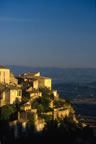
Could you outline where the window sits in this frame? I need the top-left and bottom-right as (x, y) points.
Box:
(18, 90), (22, 96)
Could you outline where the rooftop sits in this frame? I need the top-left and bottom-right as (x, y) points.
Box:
(18, 72), (51, 80)
(24, 72), (39, 75)
(34, 76), (51, 80)
(18, 73), (39, 79)
(0, 65), (9, 69)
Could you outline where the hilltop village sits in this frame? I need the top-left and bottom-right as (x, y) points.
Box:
(0, 65), (77, 137)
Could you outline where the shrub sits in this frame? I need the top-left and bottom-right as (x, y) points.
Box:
(0, 104), (16, 121)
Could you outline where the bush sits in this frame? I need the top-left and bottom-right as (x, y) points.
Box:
(0, 104), (16, 121)
(54, 99), (65, 108)
(39, 88), (53, 99)
(31, 97), (51, 113)
(41, 115), (52, 122)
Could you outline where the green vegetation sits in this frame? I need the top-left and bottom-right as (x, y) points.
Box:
(27, 114), (35, 124)
(41, 115), (53, 122)
(0, 116), (95, 144)
(39, 88), (54, 99)
(54, 99), (65, 108)
(0, 85), (95, 144)
(0, 104), (16, 121)
(20, 81), (31, 104)
(31, 97), (52, 114)
(21, 96), (29, 104)
(21, 81), (30, 90)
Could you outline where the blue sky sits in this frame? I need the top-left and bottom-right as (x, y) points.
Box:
(0, 0), (96, 68)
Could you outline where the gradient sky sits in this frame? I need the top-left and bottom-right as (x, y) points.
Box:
(0, 0), (96, 68)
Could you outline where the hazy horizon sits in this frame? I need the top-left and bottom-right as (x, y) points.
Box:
(6, 64), (96, 69)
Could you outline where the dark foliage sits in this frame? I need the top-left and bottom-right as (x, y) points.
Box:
(0, 117), (96, 144)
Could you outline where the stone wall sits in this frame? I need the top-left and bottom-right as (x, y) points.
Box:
(10, 73), (18, 85)
(0, 69), (10, 84)
(10, 89), (22, 104)
(38, 77), (52, 90)
(53, 109), (70, 119)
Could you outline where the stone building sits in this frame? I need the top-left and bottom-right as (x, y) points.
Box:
(0, 84), (22, 107)
(34, 116), (45, 132)
(17, 72), (52, 90)
(20, 102), (31, 111)
(26, 87), (42, 101)
(36, 76), (52, 90)
(0, 65), (22, 107)
(52, 90), (59, 99)
(0, 65), (10, 84)
(53, 108), (70, 120)
(18, 72), (40, 80)
(9, 112), (28, 138)
(0, 65), (18, 85)
(10, 72), (18, 85)
(25, 78), (39, 89)
(9, 111), (45, 138)
(24, 72), (40, 77)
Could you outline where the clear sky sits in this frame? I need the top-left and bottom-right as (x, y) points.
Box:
(0, 0), (96, 68)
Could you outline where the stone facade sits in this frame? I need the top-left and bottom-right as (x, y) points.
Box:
(10, 73), (18, 85)
(26, 87), (42, 101)
(24, 72), (40, 77)
(20, 102), (31, 111)
(9, 87), (22, 104)
(53, 108), (70, 120)
(0, 66), (10, 84)
(0, 85), (22, 107)
(52, 90), (59, 99)
(34, 117), (45, 132)
(30, 91), (42, 100)
(9, 111), (45, 138)
(32, 80), (38, 89)
(17, 72), (52, 90)
(0, 65), (22, 107)
(37, 76), (52, 90)
(25, 79), (39, 89)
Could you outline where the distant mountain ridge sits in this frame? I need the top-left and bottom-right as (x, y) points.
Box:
(7, 65), (96, 84)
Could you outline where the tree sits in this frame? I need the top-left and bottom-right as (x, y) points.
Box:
(39, 88), (53, 99)
(0, 105), (16, 121)
(54, 99), (65, 108)
(31, 97), (51, 113)
(37, 104), (44, 114)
